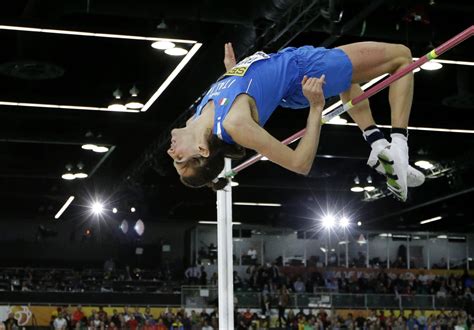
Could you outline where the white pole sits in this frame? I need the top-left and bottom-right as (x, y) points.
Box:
(216, 158), (234, 329)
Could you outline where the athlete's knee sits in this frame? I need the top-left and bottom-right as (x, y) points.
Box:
(394, 44), (412, 66)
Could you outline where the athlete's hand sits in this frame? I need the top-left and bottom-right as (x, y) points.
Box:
(302, 75), (326, 111)
(224, 42), (237, 71)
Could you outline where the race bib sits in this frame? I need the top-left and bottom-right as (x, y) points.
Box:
(224, 51), (270, 77)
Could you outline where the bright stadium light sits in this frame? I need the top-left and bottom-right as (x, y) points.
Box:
(322, 215), (336, 229)
(91, 202), (104, 215)
(339, 217), (350, 228)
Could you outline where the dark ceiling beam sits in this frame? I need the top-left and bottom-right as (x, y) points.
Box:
(320, 0), (389, 47)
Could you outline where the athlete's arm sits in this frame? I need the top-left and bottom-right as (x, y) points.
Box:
(226, 76), (326, 175)
(223, 42), (237, 71)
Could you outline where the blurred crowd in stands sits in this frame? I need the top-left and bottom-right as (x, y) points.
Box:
(2, 305), (473, 330)
(0, 264), (176, 293)
(237, 263), (474, 299)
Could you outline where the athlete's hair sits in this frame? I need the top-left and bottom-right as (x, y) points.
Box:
(180, 134), (245, 191)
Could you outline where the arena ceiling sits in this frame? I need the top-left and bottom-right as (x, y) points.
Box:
(0, 0), (473, 233)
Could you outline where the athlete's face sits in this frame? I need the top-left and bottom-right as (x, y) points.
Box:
(167, 127), (207, 177)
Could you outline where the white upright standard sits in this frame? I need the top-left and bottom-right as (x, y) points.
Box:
(216, 158), (234, 329)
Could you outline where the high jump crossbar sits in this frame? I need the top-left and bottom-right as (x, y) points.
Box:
(225, 25), (474, 178)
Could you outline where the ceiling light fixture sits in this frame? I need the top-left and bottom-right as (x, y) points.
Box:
(329, 119), (474, 134)
(412, 57), (474, 66)
(108, 89), (126, 111)
(74, 162), (88, 179)
(328, 115), (347, 124)
(61, 173), (76, 180)
(364, 186), (375, 192)
(54, 196), (75, 219)
(92, 146), (109, 153)
(420, 62), (443, 71)
(351, 176), (364, 192)
(357, 221), (362, 226)
(233, 202), (281, 207)
(0, 101), (139, 113)
(0, 25), (201, 114)
(415, 160), (434, 169)
(151, 40), (176, 50)
(81, 144), (96, 150)
(131, 207), (136, 213)
(62, 164), (75, 180)
(420, 215), (442, 225)
(141, 42), (202, 112)
(125, 86), (144, 109)
(165, 47), (188, 56)
(198, 221), (242, 225)
(0, 25), (197, 43)
(91, 202), (104, 215)
(112, 208), (118, 214)
(322, 215), (336, 229)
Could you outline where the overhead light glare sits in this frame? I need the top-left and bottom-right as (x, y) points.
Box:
(437, 235), (448, 239)
(322, 215), (335, 229)
(82, 144), (96, 150)
(61, 173), (76, 180)
(415, 160), (434, 169)
(421, 62), (443, 71)
(74, 172), (88, 179)
(364, 186), (375, 192)
(112, 208), (118, 214)
(54, 196), (75, 219)
(126, 101), (144, 109)
(351, 186), (364, 192)
(165, 47), (188, 56)
(92, 146), (109, 153)
(131, 207), (136, 213)
(108, 103), (127, 111)
(91, 202), (104, 215)
(151, 40), (176, 50)
(420, 216), (442, 225)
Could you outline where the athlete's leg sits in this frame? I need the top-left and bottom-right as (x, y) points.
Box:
(337, 42), (415, 201)
(339, 84), (375, 130)
(336, 41), (413, 128)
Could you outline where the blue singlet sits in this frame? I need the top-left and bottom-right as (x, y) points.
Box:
(194, 46), (353, 144)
